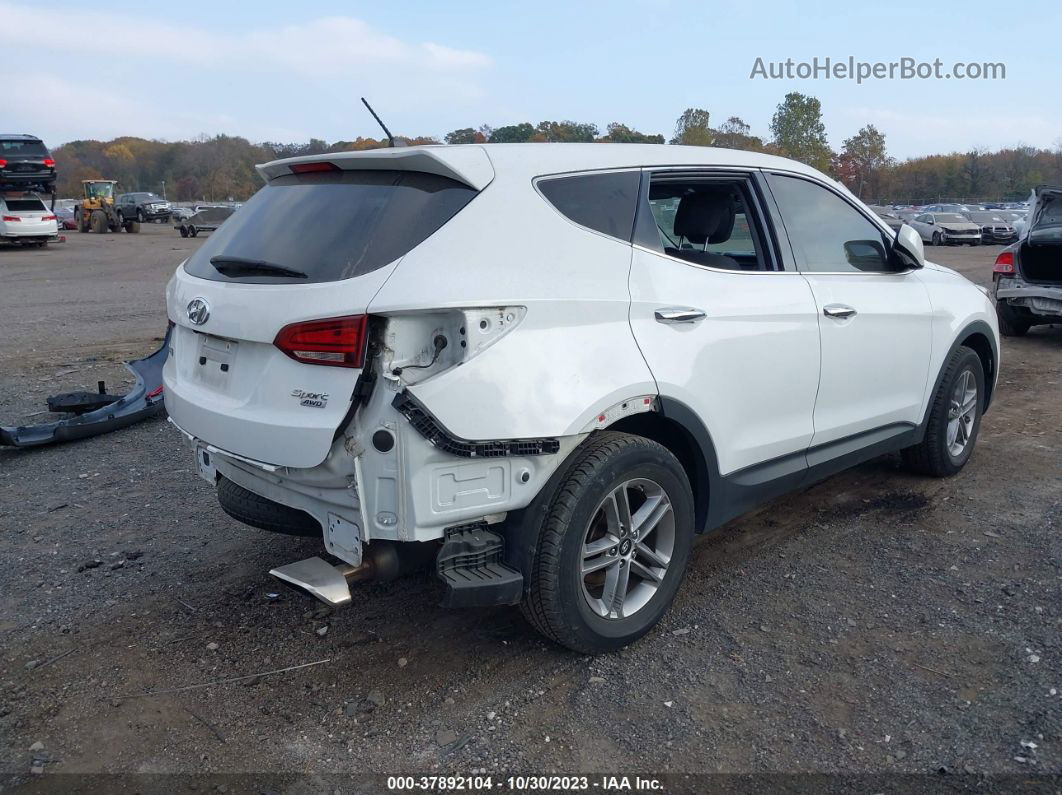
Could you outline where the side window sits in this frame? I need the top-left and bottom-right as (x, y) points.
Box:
(766, 174), (892, 273)
(643, 175), (772, 271)
(538, 171), (640, 241)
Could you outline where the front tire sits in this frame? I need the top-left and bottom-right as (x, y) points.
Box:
(932, 231), (943, 246)
(521, 432), (694, 654)
(902, 346), (985, 477)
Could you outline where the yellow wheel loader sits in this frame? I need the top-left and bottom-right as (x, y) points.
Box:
(74, 180), (139, 234)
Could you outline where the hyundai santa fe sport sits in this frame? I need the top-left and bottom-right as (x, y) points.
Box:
(165, 144), (999, 654)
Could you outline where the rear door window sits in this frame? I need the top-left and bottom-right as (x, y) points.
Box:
(183, 169), (477, 284)
(538, 171), (640, 241)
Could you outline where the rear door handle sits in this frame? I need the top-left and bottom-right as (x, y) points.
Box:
(823, 304), (857, 319)
(654, 307), (706, 324)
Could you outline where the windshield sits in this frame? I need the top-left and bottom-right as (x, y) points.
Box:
(86, 183), (114, 199)
(968, 213), (1005, 222)
(936, 214), (968, 223)
(183, 169), (477, 284)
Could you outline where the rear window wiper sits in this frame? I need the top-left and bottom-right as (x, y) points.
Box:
(209, 255), (308, 279)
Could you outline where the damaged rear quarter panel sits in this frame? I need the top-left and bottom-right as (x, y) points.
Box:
(366, 169), (657, 441)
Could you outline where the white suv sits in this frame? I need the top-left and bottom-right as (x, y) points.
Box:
(164, 144), (999, 653)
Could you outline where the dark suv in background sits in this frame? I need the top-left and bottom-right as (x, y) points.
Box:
(116, 192), (171, 223)
(0, 134), (56, 193)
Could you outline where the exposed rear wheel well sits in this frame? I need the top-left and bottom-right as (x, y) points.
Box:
(960, 331), (995, 407)
(608, 412), (709, 531)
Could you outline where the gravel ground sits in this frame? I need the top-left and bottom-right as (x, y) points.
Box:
(1, 227), (1059, 790)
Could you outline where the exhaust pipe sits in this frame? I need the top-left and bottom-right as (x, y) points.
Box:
(269, 542), (432, 607)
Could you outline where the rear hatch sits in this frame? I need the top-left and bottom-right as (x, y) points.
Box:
(0, 138), (53, 180)
(164, 153), (489, 468)
(1, 196), (53, 233)
(1018, 186), (1062, 285)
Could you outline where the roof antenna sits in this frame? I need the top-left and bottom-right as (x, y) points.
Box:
(361, 97), (404, 148)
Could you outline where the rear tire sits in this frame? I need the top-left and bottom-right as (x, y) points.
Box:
(189, 225), (198, 237)
(126, 220), (141, 234)
(521, 432), (694, 654)
(902, 346), (984, 477)
(216, 476), (321, 537)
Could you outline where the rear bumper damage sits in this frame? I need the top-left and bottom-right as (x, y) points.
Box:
(995, 282), (1062, 318)
(0, 327), (169, 448)
(175, 374), (584, 608)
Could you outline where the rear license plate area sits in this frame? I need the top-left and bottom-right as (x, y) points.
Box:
(195, 334), (238, 386)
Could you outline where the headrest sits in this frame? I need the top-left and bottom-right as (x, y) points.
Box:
(673, 190), (737, 245)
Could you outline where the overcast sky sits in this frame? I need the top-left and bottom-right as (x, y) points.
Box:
(5, 0), (1059, 160)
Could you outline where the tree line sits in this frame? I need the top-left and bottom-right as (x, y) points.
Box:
(52, 92), (1062, 204)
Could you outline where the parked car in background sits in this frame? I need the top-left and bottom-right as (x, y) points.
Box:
(964, 211), (1017, 244)
(923, 203), (981, 214)
(170, 206), (194, 221)
(869, 206), (905, 231)
(910, 212), (982, 246)
(992, 185), (1062, 336)
(0, 193), (58, 246)
(54, 205), (77, 230)
(164, 143), (999, 653)
(0, 135), (56, 194)
(176, 205), (234, 237)
(116, 192), (171, 223)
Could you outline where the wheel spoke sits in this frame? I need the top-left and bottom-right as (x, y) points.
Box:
(583, 534), (618, 559)
(630, 558), (664, 584)
(582, 554), (616, 576)
(946, 419), (959, 449)
(635, 540), (670, 569)
(603, 486), (633, 537)
(600, 560), (631, 617)
(631, 494), (672, 540)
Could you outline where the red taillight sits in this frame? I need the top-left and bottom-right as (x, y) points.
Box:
(43, 158), (55, 168)
(289, 161), (339, 174)
(2, 215), (20, 222)
(993, 251), (1015, 274)
(0, 159), (6, 168)
(42, 214), (57, 221)
(273, 315), (368, 368)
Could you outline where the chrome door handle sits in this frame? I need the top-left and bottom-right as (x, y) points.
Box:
(654, 307), (706, 324)
(823, 304), (857, 319)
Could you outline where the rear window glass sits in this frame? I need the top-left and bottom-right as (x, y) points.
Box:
(4, 199), (46, 211)
(538, 171), (640, 241)
(0, 139), (48, 156)
(183, 170), (477, 284)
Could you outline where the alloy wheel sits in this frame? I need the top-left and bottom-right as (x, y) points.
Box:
(580, 478), (675, 620)
(947, 369), (978, 458)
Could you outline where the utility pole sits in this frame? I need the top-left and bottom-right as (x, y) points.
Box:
(161, 180), (167, 200)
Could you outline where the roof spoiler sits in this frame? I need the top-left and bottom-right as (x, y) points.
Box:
(256, 146), (495, 191)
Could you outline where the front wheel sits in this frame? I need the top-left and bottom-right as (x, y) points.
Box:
(521, 432), (694, 654)
(932, 231), (943, 246)
(902, 346), (985, 477)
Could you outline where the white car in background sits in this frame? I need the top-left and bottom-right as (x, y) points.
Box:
(0, 193), (57, 247)
(909, 212), (982, 246)
(164, 144), (1000, 653)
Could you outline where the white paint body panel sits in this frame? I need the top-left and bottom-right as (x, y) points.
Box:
(802, 272), (933, 446)
(629, 250), (821, 475)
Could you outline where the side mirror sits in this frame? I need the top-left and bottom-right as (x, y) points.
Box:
(893, 224), (925, 270)
(844, 239), (889, 271)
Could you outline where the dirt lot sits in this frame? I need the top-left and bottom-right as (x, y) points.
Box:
(1, 227), (1059, 790)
